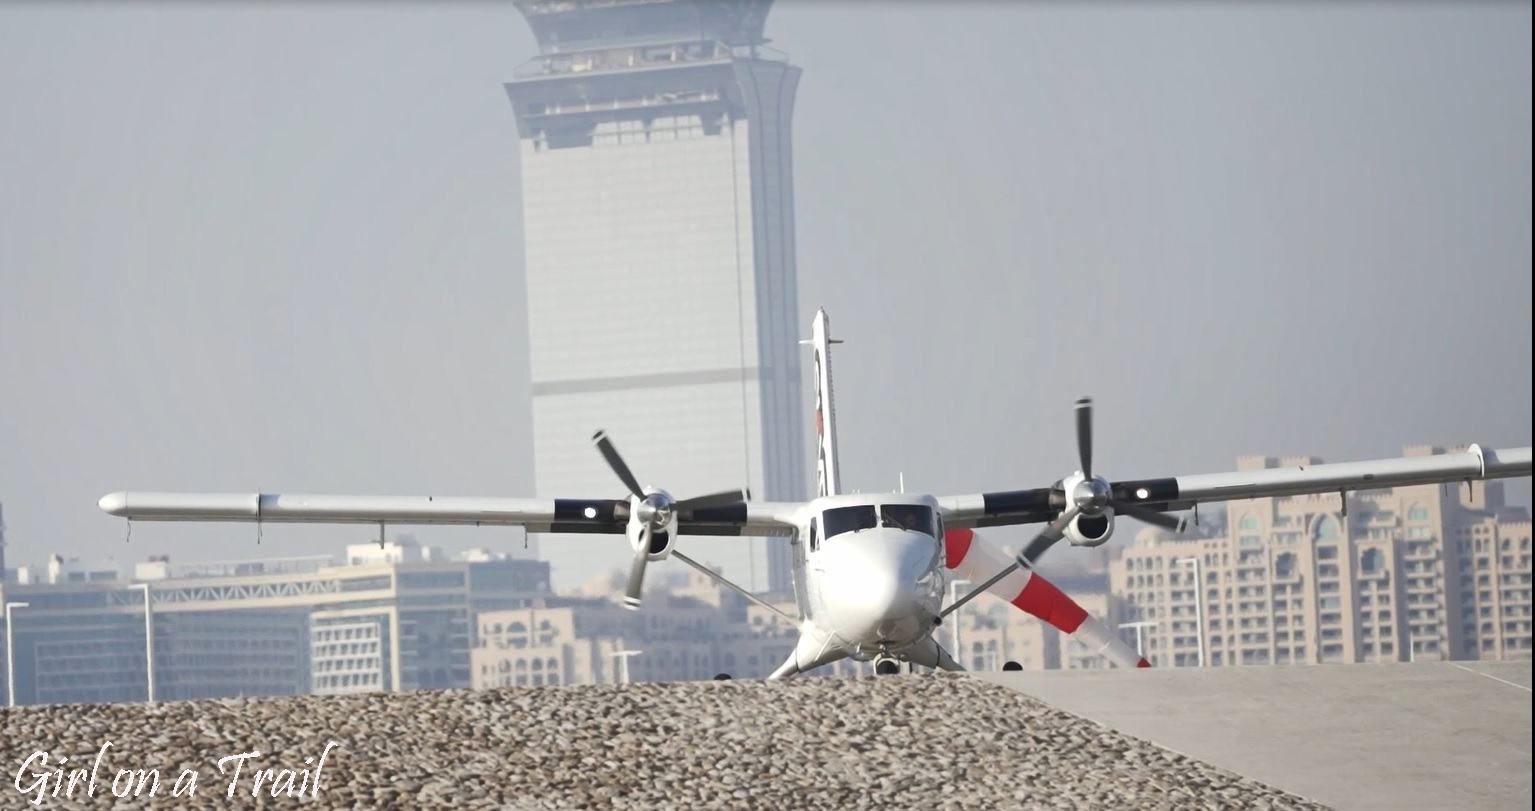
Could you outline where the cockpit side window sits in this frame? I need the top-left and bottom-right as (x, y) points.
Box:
(881, 504), (936, 536)
(808, 516), (820, 551)
(822, 505), (877, 540)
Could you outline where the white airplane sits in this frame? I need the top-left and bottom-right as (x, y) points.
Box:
(98, 309), (1533, 678)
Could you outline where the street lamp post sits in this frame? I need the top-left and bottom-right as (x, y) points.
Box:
(5, 600), (29, 708)
(1174, 557), (1207, 668)
(1117, 620), (1160, 659)
(947, 578), (973, 660)
(609, 649), (642, 685)
(129, 584), (155, 703)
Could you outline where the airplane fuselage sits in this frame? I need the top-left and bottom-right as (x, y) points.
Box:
(793, 493), (948, 660)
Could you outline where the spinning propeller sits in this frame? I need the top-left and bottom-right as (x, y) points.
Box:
(592, 430), (750, 611)
(944, 396), (1188, 620)
(1017, 396), (1189, 567)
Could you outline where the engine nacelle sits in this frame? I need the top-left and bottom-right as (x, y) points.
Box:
(1056, 471), (1116, 547)
(626, 489), (680, 562)
(1065, 509), (1115, 547)
(626, 519), (677, 561)
(641, 527), (678, 562)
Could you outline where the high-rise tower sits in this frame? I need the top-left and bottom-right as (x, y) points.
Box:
(506, 0), (807, 594)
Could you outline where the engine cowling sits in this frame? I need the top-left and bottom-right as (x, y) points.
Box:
(1056, 471), (1116, 547)
(640, 527), (677, 562)
(1065, 509), (1115, 547)
(625, 490), (681, 562)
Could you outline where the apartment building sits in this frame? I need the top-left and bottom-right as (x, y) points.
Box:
(1109, 445), (1533, 667)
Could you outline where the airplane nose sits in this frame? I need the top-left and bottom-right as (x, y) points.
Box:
(843, 567), (909, 622)
(819, 532), (935, 642)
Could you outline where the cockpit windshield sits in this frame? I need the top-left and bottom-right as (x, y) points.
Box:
(821, 504), (937, 541)
(880, 504), (936, 536)
(822, 505), (877, 539)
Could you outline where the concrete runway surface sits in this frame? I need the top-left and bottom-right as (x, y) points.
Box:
(978, 660), (1532, 811)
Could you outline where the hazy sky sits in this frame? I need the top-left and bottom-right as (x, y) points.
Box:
(1, 1), (1530, 593)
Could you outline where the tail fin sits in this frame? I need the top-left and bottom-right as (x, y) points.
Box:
(801, 307), (843, 498)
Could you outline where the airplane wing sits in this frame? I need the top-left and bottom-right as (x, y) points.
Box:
(937, 443), (1533, 530)
(96, 492), (801, 537)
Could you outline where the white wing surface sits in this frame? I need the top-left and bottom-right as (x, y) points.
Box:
(939, 444), (1532, 529)
(98, 492), (800, 537)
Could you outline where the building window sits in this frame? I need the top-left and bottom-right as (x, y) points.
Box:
(1360, 548), (1386, 575)
(1274, 552), (1296, 578)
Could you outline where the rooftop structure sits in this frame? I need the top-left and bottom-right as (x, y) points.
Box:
(513, 0), (775, 53)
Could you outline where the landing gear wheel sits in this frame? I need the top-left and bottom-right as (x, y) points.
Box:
(874, 657), (901, 675)
(712, 673), (732, 680)
(1002, 661), (1023, 671)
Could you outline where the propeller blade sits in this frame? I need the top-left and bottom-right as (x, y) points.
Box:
(941, 505), (1084, 620)
(1018, 533), (1063, 569)
(592, 430), (646, 500)
(1074, 396), (1093, 479)
(1110, 499), (1188, 533)
(622, 523), (651, 611)
(676, 489), (750, 512)
(1016, 504), (1083, 569)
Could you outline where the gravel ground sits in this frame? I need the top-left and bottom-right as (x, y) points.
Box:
(3, 673), (1331, 810)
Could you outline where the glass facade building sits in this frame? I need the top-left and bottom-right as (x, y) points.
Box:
(506, 1), (808, 593)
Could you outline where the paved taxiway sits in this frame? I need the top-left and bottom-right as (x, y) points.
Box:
(978, 660), (1532, 811)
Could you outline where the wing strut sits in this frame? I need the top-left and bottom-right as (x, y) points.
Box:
(671, 551), (798, 625)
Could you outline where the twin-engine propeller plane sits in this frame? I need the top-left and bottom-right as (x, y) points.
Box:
(98, 309), (1533, 678)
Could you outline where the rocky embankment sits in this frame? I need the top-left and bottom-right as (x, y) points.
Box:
(3, 673), (1330, 810)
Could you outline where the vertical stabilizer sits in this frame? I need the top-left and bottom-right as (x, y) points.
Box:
(802, 308), (844, 498)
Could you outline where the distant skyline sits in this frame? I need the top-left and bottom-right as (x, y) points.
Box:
(1, 2), (1529, 592)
